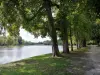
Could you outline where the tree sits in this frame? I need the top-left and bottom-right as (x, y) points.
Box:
(43, 0), (61, 56)
(73, 13), (92, 48)
(56, 0), (80, 53)
(18, 36), (22, 45)
(67, 14), (74, 51)
(56, 0), (71, 53)
(0, 0), (61, 57)
(91, 19), (100, 46)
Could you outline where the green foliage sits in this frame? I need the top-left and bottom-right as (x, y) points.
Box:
(0, 0), (100, 49)
(91, 19), (100, 45)
(0, 36), (14, 46)
(22, 41), (34, 45)
(0, 36), (7, 46)
(7, 23), (20, 37)
(0, 36), (24, 46)
(73, 13), (92, 41)
(43, 40), (62, 45)
(6, 36), (16, 45)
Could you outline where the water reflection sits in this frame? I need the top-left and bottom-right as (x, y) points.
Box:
(15, 46), (22, 58)
(0, 45), (63, 64)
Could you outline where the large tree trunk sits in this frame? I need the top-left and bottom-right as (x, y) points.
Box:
(62, 31), (69, 53)
(69, 25), (73, 51)
(76, 39), (81, 49)
(59, 0), (69, 54)
(76, 40), (79, 49)
(76, 32), (79, 49)
(62, 20), (69, 54)
(61, 28), (69, 54)
(97, 40), (100, 46)
(43, 0), (60, 57)
(79, 41), (82, 48)
(82, 38), (86, 47)
(63, 38), (69, 53)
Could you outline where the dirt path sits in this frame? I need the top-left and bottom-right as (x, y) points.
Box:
(85, 45), (100, 75)
(66, 45), (100, 75)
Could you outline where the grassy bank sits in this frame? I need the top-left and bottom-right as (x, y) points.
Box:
(0, 48), (89, 75)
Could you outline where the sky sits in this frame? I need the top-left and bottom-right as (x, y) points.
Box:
(19, 29), (50, 43)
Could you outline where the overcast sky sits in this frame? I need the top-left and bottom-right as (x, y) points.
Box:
(19, 29), (50, 42)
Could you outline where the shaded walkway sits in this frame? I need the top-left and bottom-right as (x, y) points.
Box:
(85, 45), (100, 75)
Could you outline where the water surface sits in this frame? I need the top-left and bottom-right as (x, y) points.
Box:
(0, 45), (63, 64)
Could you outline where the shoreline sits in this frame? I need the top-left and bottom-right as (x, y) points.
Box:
(0, 48), (88, 75)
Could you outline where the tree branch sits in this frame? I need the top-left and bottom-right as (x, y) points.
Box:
(28, 6), (44, 21)
(17, 2), (44, 22)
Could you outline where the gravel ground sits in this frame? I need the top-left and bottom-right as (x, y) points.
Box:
(85, 45), (100, 75)
(65, 46), (100, 75)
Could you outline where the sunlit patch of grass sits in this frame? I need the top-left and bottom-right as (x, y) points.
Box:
(0, 47), (88, 75)
(71, 47), (88, 53)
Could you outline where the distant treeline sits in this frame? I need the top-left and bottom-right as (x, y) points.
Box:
(0, 36), (49, 46)
(0, 36), (22, 46)
(0, 36), (35, 46)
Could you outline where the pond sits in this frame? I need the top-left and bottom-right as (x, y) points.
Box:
(0, 45), (63, 64)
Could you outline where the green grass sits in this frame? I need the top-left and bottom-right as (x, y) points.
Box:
(0, 47), (88, 75)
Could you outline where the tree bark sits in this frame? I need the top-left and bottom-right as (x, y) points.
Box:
(76, 32), (79, 49)
(79, 40), (82, 48)
(62, 20), (69, 54)
(69, 25), (73, 51)
(63, 39), (69, 53)
(43, 0), (60, 57)
(97, 40), (100, 46)
(82, 38), (86, 47)
(76, 40), (79, 49)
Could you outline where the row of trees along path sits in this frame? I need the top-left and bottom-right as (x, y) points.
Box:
(0, 0), (100, 57)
